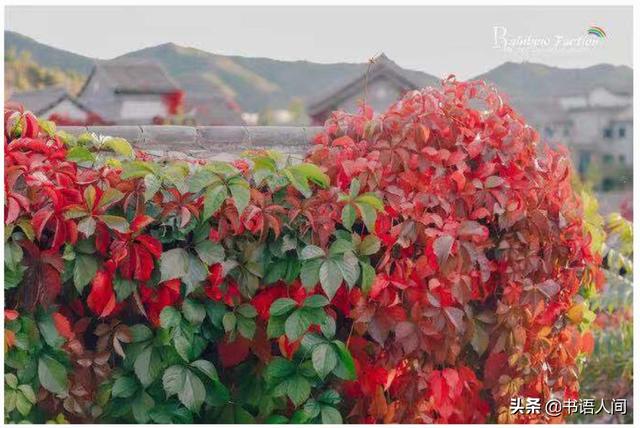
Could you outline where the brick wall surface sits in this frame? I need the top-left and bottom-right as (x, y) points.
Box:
(59, 125), (324, 161)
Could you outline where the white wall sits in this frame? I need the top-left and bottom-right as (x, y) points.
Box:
(41, 99), (89, 121)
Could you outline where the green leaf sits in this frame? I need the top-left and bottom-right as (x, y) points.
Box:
(15, 390), (33, 416)
(284, 168), (311, 198)
(284, 310), (310, 341)
(355, 202), (377, 232)
(134, 346), (162, 387)
(359, 235), (381, 256)
(190, 359), (219, 381)
(132, 391), (155, 423)
(319, 259), (342, 300)
(237, 303), (257, 318)
(162, 365), (186, 396)
(5, 373), (18, 389)
(265, 357), (295, 380)
(237, 316), (256, 339)
(286, 376), (311, 407)
(321, 405), (343, 424)
(355, 193), (384, 211)
(303, 295), (329, 308)
(130, 324), (153, 342)
(264, 259), (287, 284)
(222, 312), (237, 333)
(267, 316), (285, 339)
(143, 174), (162, 201)
(312, 343), (338, 380)
(292, 163), (330, 188)
(17, 384), (36, 404)
(38, 119), (56, 136)
(329, 238), (353, 256)
(104, 137), (134, 158)
(159, 306), (181, 329)
(228, 179), (250, 213)
(341, 204), (356, 231)
(300, 245), (325, 260)
(98, 215), (129, 233)
(98, 187), (125, 210)
(300, 258), (322, 289)
(318, 389), (341, 405)
(194, 240), (225, 265)
(332, 341), (356, 380)
(163, 365), (206, 412)
(120, 160), (156, 179)
(112, 376), (138, 398)
(320, 315), (336, 339)
(269, 298), (298, 317)
(66, 146), (96, 163)
(179, 370), (206, 412)
(336, 253), (360, 288)
(38, 313), (65, 348)
(360, 261), (376, 295)
(114, 277), (137, 301)
(182, 254), (208, 295)
(204, 301), (227, 328)
(303, 399), (321, 418)
(188, 169), (218, 194)
(265, 415), (289, 424)
(203, 185), (228, 219)
(160, 248), (189, 282)
(349, 179), (361, 199)
(5, 390), (16, 413)
(182, 299), (206, 325)
(38, 355), (68, 395)
(77, 216), (96, 237)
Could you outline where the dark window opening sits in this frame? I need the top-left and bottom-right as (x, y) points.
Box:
(619, 127), (626, 138)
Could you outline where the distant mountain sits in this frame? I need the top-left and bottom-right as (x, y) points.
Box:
(114, 43), (439, 111)
(475, 61), (633, 102)
(5, 30), (633, 113)
(5, 31), (94, 75)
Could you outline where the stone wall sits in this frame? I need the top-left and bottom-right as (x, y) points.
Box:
(59, 125), (324, 161)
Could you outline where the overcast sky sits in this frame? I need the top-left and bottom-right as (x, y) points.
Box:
(5, 6), (633, 79)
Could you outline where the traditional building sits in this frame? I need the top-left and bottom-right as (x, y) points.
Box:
(8, 86), (102, 124)
(521, 86), (633, 190)
(183, 94), (245, 126)
(77, 60), (182, 125)
(307, 54), (438, 125)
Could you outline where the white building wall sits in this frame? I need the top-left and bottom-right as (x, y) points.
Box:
(337, 77), (406, 114)
(41, 99), (89, 121)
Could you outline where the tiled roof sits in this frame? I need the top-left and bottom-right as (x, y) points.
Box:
(80, 60), (180, 96)
(8, 86), (68, 114)
(307, 54), (439, 116)
(184, 95), (245, 126)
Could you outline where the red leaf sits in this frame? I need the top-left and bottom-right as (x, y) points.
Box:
(5, 310), (19, 321)
(52, 312), (75, 340)
(136, 234), (162, 258)
(580, 331), (595, 354)
(130, 215), (154, 233)
(217, 336), (250, 367)
(87, 270), (117, 318)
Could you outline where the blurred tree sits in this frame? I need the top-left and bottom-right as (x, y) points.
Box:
(4, 49), (85, 96)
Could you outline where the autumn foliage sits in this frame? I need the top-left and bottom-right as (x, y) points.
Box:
(4, 79), (602, 424)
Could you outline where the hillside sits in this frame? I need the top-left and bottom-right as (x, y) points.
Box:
(4, 30), (633, 113)
(115, 43), (439, 111)
(476, 61), (633, 101)
(5, 31), (94, 75)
